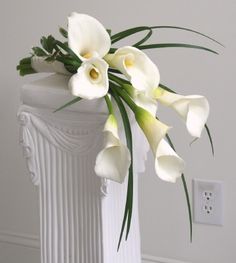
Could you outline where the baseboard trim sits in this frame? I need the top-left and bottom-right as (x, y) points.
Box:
(0, 231), (189, 263)
(142, 254), (190, 263)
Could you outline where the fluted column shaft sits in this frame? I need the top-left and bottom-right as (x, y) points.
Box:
(18, 102), (148, 263)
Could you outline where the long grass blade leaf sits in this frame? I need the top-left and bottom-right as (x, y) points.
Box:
(151, 26), (224, 47)
(55, 40), (82, 63)
(111, 87), (133, 250)
(138, 43), (218, 54)
(53, 97), (82, 113)
(111, 26), (151, 44)
(205, 124), (215, 156)
(165, 133), (193, 242)
(159, 83), (177, 94)
(181, 174), (193, 242)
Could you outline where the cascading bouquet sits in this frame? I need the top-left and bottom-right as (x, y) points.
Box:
(17, 12), (221, 250)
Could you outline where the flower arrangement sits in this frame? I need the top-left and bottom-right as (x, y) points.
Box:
(17, 13), (221, 250)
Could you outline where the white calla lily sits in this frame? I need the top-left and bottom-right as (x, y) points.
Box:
(135, 107), (184, 182)
(105, 46), (160, 92)
(135, 107), (170, 157)
(155, 139), (185, 183)
(68, 13), (111, 61)
(154, 87), (209, 138)
(95, 114), (131, 183)
(69, 58), (109, 99)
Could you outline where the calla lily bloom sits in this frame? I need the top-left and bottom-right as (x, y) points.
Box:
(135, 108), (184, 182)
(154, 87), (209, 138)
(105, 46), (160, 93)
(135, 106), (169, 155)
(69, 58), (109, 99)
(155, 139), (185, 183)
(135, 107), (183, 182)
(95, 115), (131, 183)
(68, 13), (111, 61)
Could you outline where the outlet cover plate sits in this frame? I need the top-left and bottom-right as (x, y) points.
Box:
(193, 179), (223, 226)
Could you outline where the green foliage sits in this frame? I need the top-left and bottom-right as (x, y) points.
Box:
(16, 56), (36, 76)
(32, 47), (47, 57)
(111, 26), (152, 44)
(40, 35), (56, 54)
(110, 86), (134, 251)
(106, 29), (112, 36)
(165, 133), (193, 242)
(138, 43), (218, 54)
(150, 26), (224, 47)
(59, 27), (68, 38)
(205, 124), (215, 156)
(53, 97), (82, 113)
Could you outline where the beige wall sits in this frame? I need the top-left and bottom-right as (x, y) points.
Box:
(0, 0), (235, 262)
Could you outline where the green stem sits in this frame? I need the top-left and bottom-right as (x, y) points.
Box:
(109, 73), (125, 86)
(110, 89), (134, 250)
(109, 82), (137, 112)
(55, 40), (82, 63)
(109, 73), (130, 84)
(104, 95), (114, 115)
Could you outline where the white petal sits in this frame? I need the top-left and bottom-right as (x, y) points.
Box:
(133, 92), (158, 117)
(135, 107), (170, 153)
(95, 115), (131, 183)
(31, 56), (69, 75)
(68, 13), (111, 60)
(184, 96), (209, 138)
(68, 58), (109, 100)
(155, 88), (210, 138)
(105, 46), (160, 92)
(95, 140), (131, 183)
(155, 140), (185, 183)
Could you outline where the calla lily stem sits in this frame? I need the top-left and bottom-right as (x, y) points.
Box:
(109, 78), (137, 112)
(104, 95), (114, 115)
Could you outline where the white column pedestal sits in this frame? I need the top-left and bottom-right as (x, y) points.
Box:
(18, 74), (149, 263)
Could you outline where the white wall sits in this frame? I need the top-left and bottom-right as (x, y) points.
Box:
(0, 0), (235, 262)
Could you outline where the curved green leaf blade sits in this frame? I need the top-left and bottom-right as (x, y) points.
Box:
(110, 87), (133, 251)
(159, 83), (176, 94)
(205, 124), (215, 156)
(138, 43), (218, 54)
(53, 97), (82, 113)
(151, 26), (224, 47)
(181, 174), (193, 242)
(111, 26), (152, 44)
(133, 28), (153, 47)
(165, 133), (193, 242)
(55, 40), (82, 63)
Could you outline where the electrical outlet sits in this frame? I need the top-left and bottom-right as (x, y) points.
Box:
(193, 179), (223, 225)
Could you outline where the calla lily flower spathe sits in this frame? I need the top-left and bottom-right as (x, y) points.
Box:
(67, 13), (111, 99)
(154, 87), (210, 138)
(68, 58), (109, 99)
(68, 12), (111, 61)
(134, 107), (183, 182)
(135, 107), (170, 152)
(105, 46), (160, 93)
(95, 114), (131, 183)
(155, 139), (185, 183)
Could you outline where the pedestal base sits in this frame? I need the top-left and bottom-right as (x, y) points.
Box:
(18, 75), (149, 263)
